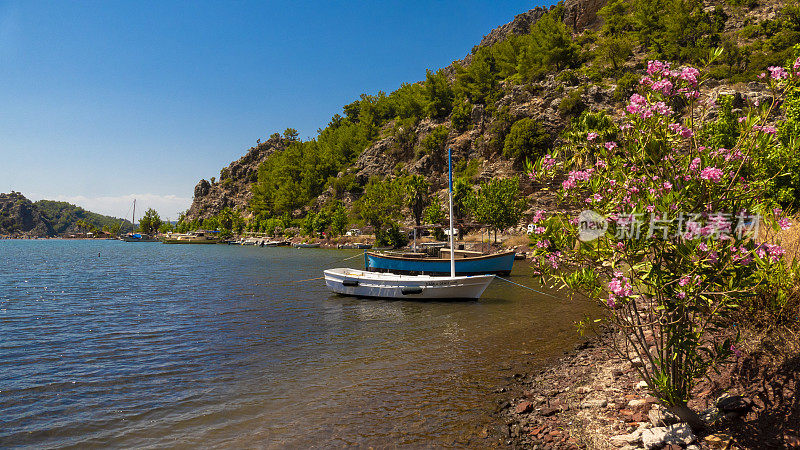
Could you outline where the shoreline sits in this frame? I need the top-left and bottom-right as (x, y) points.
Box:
(498, 330), (800, 449)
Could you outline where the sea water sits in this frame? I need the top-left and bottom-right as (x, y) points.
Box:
(0, 240), (593, 447)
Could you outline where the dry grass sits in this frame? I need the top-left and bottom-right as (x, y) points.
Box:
(759, 215), (800, 262)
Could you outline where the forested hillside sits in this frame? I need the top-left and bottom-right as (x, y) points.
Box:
(35, 200), (133, 235)
(182, 0), (800, 240)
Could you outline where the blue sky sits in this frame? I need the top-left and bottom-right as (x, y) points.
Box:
(0, 0), (550, 220)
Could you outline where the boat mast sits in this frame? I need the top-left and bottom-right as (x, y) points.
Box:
(132, 199), (136, 232)
(448, 148), (455, 278)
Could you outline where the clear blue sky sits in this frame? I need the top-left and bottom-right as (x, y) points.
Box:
(0, 0), (550, 220)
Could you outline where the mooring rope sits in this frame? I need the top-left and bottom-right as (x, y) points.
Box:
(495, 276), (561, 299)
(256, 252), (364, 286)
(329, 252), (365, 264)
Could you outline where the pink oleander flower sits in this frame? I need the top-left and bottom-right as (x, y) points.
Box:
(689, 157), (701, 172)
(562, 178), (576, 189)
(547, 251), (562, 269)
(779, 218), (791, 230)
(684, 90), (701, 100)
(652, 101), (672, 116)
(541, 154), (557, 170)
(700, 167), (723, 183)
(647, 60), (669, 76)
(608, 276), (633, 298)
(652, 78), (674, 96)
(768, 66), (788, 80)
(767, 244), (785, 262)
(646, 205), (655, 212)
(528, 172), (536, 181)
(536, 239), (550, 249)
(794, 57), (800, 70)
(753, 124), (777, 135)
(604, 141), (617, 151)
(758, 72), (766, 79)
(663, 181), (672, 190)
(630, 93), (647, 105)
(587, 132), (599, 141)
(596, 159), (607, 169)
(678, 276), (690, 287)
(677, 291), (687, 299)
(531, 210), (545, 223)
(607, 294), (616, 308)
(679, 66), (700, 86)
(639, 76), (653, 86)
(698, 242), (708, 251)
(534, 226), (545, 234)
(738, 116), (747, 123)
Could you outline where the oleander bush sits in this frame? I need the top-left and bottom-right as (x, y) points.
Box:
(526, 53), (800, 423)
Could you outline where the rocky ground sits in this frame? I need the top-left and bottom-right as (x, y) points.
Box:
(498, 331), (800, 449)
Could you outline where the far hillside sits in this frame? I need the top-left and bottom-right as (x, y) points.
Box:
(35, 200), (133, 235)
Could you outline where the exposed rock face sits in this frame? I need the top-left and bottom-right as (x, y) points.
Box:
(474, 7), (550, 50)
(184, 135), (286, 221)
(563, 0), (606, 32)
(0, 192), (54, 237)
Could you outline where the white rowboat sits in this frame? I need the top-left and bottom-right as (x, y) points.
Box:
(324, 268), (494, 299)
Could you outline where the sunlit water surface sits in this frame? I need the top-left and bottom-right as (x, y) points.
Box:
(0, 240), (593, 448)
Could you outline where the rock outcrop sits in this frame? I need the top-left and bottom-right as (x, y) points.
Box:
(184, 135), (286, 221)
(563, 0), (606, 32)
(0, 192), (54, 237)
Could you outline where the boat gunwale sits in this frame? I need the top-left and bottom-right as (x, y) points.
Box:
(365, 249), (516, 263)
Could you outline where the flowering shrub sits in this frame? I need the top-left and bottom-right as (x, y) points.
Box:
(526, 53), (800, 417)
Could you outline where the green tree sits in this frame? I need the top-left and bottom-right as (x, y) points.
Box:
(453, 177), (473, 223)
(423, 69), (454, 119)
(418, 126), (449, 159)
(503, 118), (550, 163)
(329, 202), (348, 236)
(138, 208), (162, 235)
(450, 100), (473, 132)
(423, 202), (446, 241)
(355, 177), (404, 233)
(517, 10), (581, 79)
(467, 177), (525, 243)
(595, 34), (633, 71)
(283, 128), (299, 142)
(403, 174), (430, 227)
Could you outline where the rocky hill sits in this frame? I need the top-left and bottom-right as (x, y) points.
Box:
(182, 0), (796, 225)
(184, 0), (607, 222)
(0, 192), (133, 237)
(185, 134), (286, 220)
(0, 192), (54, 237)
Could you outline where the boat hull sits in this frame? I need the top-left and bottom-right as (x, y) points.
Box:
(324, 268), (494, 299)
(365, 250), (515, 276)
(162, 239), (219, 244)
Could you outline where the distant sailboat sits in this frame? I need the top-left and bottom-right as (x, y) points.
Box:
(324, 148), (495, 299)
(121, 199), (159, 242)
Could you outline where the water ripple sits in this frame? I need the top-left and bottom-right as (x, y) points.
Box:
(0, 240), (594, 448)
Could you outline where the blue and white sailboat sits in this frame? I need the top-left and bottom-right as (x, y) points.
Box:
(324, 149), (495, 299)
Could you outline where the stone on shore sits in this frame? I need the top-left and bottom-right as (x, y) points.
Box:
(581, 398), (608, 409)
(609, 422), (651, 447)
(515, 401), (534, 414)
(641, 423), (696, 449)
(716, 395), (754, 415)
(648, 406), (681, 427)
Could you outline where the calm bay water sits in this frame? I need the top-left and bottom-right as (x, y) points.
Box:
(0, 240), (592, 448)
